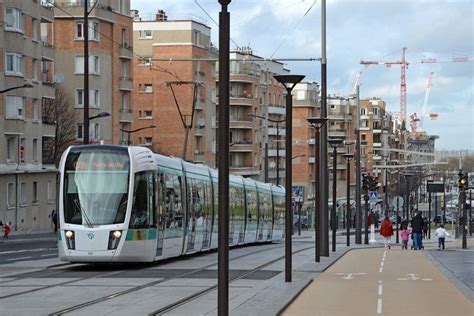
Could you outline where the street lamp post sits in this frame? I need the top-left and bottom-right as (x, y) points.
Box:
(248, 114), (285, 185)
(383, 155), (389, 216)
(404, 174), (412, 221)
(0, 83), (34, 93)
(328, 137), (344, 252)
(274, 74), (305, 283)
(343, 153), (354, 247)
(307, 117), (328, 263)
(120, 124), (157, 145)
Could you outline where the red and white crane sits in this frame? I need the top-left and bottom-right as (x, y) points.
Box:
(361, 47), (473, 123)
(410, 72), (436, 132)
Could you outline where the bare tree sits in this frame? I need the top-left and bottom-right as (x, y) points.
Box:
(42, 86), (77, 166)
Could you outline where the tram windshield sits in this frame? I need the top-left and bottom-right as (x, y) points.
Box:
(63, 148), (130, 226)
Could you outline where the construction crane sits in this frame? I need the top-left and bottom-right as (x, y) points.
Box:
(410, 72), (437, 132)
(361, 47), (473, 123)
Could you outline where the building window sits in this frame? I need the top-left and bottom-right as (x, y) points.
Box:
(76, 20), (99, 40)
(140, 84), (153, 93)
(32, 99), (39, 121)
(139, 57), (152, 66)
(7, 183), (15, 208)
(75, 56), (100, 74)
(91, 123), (100, 140)
(47, 180), (53, 203)
(5, 52), (23, 76)
(32, 182), (38, 204)
(90, 90), (100, 107)
(32, 17), (38, 40)
(144, 137), (153, 145)
(32, 59), (38, 80)
(20, 182), (27, 206)
(139, 30), (152, 39)
(296, 90), (305, 100)
(121, 28), (127, 45)
(33, 139), (38, 162)
(6, 136), (15, 162)
(5, 96), (25, 119)
(360, 108), (367, 116)
(373, 107), (379, 116)
(5, 8), (24, 33)
(76, 89), (84, 106)
(77, 123), (83, 140)
(144, 110), (153, 118)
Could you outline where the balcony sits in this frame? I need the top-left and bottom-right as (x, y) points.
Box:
(373, 142), (382, 148)
(373, 129), (382, 134)
(119, 77), (133, 91)
(268, 128), (286, 136)
(229, 95), (255, 107)
(119, 109), (133, 123)
(229, 166), (260, 176)
(119, 44), (134, 59)
(41, 83), (55, 99)
(230, 143), (253, 152)
(328, 129), (346, 138)
(328, 112), (352, 121)
(359, 126), (371, 131)
(53, 1), (116, 21)
(268, 105), (285, 115)
(230, 119), (253, 129)
(194, 127), (204, 136)
(41, 41), (55, 61)
(40, 1), (54, 22)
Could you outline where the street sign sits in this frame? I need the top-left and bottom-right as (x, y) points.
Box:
(369, 191), (377, 201)
(392, 196), (404, 208)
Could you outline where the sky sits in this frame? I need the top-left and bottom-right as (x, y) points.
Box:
(131, 0), (474, 150)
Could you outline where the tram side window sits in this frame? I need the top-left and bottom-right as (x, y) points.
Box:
(163, 172), (184, 237)
(273, 194), (285, 229)
(246, 188), (257, 224)
(258, 191), (271, 224)
(130, 171), (155, 229)
(230, 184), (245, 223)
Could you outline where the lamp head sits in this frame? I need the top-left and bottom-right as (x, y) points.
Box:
(273, 75), (305, 88)
(327, 137), (345, 147)
(307, 117), (328, 127)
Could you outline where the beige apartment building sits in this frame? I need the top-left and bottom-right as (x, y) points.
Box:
(0, 0), (57, 232)
(132, 10), (288, 180)
(53, 0), (134, 145)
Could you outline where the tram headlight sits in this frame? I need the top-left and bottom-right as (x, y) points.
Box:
(65, 230), (75, 250)
(108, 230), (123, 250)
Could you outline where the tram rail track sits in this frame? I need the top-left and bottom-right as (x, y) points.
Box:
(47, 243), (288, 315)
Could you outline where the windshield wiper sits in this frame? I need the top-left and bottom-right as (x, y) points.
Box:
(74, 199), (94, 228)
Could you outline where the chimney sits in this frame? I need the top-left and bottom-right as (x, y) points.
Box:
(156, 9), (167, 21)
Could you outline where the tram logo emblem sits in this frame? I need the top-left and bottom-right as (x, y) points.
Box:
(87, 232), (95, 240)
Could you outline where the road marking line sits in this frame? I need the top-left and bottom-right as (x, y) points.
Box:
(5, 256), (31, 261)
(378, 284), (383, 295)
(380, 261), (384, 267)
(379, 267), (383, 273)
(377, 298), (382, 314)
(40, 254), (57, 257)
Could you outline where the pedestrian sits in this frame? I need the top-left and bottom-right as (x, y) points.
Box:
(422, 216), (428, 239)
(380, 216), (394, 249)
(435, 224), (450, 250)
(3, 221), (11, 239)
(400, 225), (410, 250)
(51, 210), (58, 233)
(411, 212), (424, 250)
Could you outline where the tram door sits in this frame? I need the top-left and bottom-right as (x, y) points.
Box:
(156, 172), (166, 257)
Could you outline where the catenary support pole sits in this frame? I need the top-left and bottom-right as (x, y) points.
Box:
(355, 86), (362, 244)
(217, 1), (230, 314)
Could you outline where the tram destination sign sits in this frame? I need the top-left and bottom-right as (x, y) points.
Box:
(426, 181), (444, 193)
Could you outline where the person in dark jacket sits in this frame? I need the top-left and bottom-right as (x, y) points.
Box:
(411, 212), (424, 250)
(422, 217), (428, 239)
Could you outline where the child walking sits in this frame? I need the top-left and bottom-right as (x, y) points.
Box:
(435, 224), (450, 250)
(400, 225), (410, 249)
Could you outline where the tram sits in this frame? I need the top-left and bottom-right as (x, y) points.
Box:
(58, 145), (285, 262)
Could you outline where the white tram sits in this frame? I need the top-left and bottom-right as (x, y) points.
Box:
(58, 145), (285, 263)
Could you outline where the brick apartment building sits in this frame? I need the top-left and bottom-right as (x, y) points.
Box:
(0, 0), (57, 232)
(53, 0), (134, 145)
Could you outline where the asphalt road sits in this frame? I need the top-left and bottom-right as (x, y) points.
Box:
(0, 233), (58, 264)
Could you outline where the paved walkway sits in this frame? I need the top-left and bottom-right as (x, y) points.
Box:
(282, 238), (474, 316)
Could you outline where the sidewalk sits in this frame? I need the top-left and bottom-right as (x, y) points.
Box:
(281, 236), (474, 315)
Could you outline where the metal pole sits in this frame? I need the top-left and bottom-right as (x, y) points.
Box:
(434, 194), (438, 230)
(264, 142), (269, 183)
(320, 0), (329, 257)
(285, 90), (293, 282)
(217, 1), (230, 314)
(332, 146), (337, 252)
(127, 132), (131, 145)
(346, 157), (351, 246)
(461, 190), (467, 249)
(364, 194), (369, 244)
(315, 127), (320, 262)
(384, 164), (389, 216)
(355, 86), (361, 244)
(298, 203), (301, 236)
(396, 198), (399, 244)
(428, 192), (432, 239)
(276, 121), (280, 186)
(470, 189), (472, 236)
(405, 177), (410, 221)
(83, 0), (89, 144)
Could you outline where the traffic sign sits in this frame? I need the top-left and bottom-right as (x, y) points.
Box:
(392, 196), (404, 208)
(369, 191), (377, 201)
